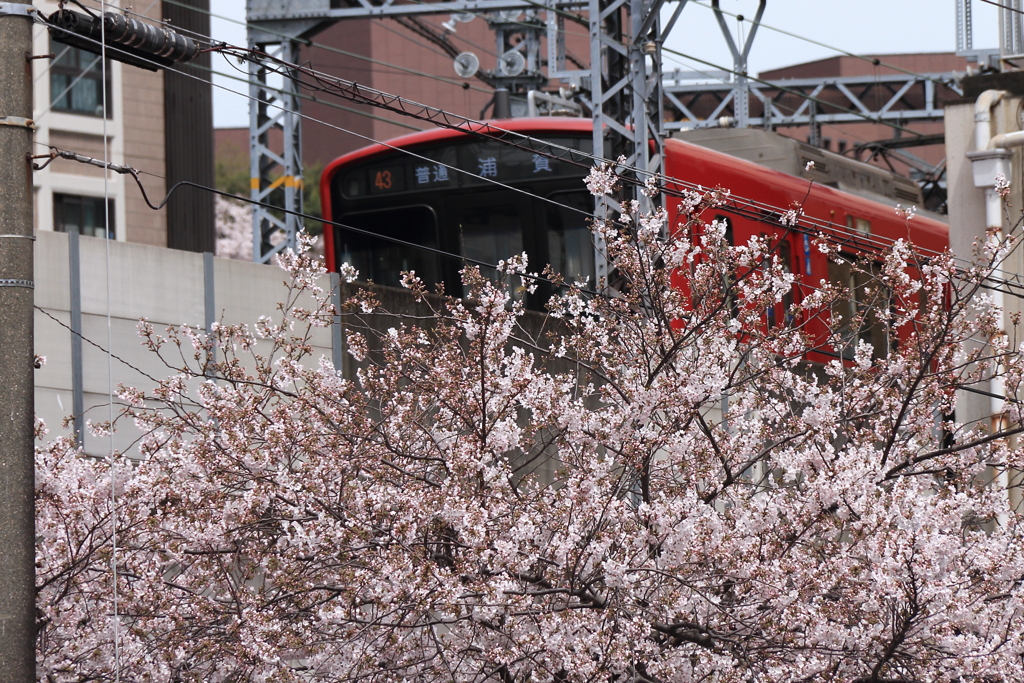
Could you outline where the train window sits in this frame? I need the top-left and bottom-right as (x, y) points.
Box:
(336, 205), (441, 289)
(545, 191), (596, 287)
(767, 238), (794, 328)
(455, 202), (525, 297)
(846, 215), (871, 234)
(828, 255), (889, 359)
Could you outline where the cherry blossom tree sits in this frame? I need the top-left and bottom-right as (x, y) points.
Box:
(215, 195), (254, 261)
(36, 167), (1024, 682)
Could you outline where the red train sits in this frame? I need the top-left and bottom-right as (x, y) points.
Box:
(321, 118), (948, 352)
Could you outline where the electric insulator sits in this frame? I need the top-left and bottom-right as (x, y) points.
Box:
(102, 13), (199, 64)
(47, 9), (199, 71)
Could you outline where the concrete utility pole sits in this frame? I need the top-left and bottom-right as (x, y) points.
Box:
(0, 0), (37, 679)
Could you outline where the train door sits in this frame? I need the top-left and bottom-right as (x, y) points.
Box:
(538, 190), (596, 295)
(444, 191), (539, 303)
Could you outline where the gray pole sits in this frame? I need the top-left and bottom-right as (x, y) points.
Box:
(0, 0), (37, 679)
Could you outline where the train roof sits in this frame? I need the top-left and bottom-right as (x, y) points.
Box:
(322, 117), (593, 178)
(662, 137), (949, 253)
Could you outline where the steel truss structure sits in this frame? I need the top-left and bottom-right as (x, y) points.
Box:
(663, 72), (964, 132)
(246, 0), (670, 270)
(248, 39), (303, 264)
(245, 0), (966, 264)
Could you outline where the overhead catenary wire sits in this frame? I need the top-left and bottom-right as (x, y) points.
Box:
(36, 1), (1024, 444)
(40, 8), (976, 284)
(35, 306), (163, 384)
(152, 0), (493, 92)
(35, 13), (962, 267)
(228, 42), (961, 260)
(34, 17), (601, 221)
(688, 0), (966, 92)
(37, 12), (1024, 290)
(35, 142), (596, 273)
(34, 20), (1024, 401)
(139, 0), (940, 151)
(40, 138), (1024, 308)
(215, 56), (426, 131)
(32, 23), (619, 273)
(36, 137), (1024, 418)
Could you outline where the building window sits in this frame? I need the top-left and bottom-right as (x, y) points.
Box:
(49, 39), (112, 118)
(54, 194), (115, 239)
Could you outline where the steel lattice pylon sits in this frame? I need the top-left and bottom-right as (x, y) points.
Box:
(587, 0), (683, 282)
(244, 0), (671, 268)
(249, 39), (304, 264)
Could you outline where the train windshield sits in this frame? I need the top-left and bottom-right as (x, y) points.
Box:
(328, 134), (594, 307)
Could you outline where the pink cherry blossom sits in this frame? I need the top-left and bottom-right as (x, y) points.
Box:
(36, 173), (1024, 683)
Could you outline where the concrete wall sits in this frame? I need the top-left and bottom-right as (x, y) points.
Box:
(34, 232), (334, 457)
(946, 96), (1024, 431)
(946, 91), (1024, 510)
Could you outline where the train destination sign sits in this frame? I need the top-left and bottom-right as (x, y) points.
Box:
(339, 136), (588, 199)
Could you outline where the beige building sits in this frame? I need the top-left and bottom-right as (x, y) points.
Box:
(30, 0), (213, 251)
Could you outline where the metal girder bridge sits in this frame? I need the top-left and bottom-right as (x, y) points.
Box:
(663, 72), (964, 133)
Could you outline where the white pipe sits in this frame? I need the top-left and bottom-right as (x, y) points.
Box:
(989, 129), (1024, 149)
(971, 90), (1013, 519)
(985, 187), (1004, 230)
(975, 89), (1006, 151)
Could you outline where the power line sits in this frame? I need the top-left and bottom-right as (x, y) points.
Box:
(40, 144), (604, 294)
(41, 138), (1024, 413)
(35, 20), (1024, 301)
(35, 306), (163, 384)
(234, 43), (958, 259)
(44, 130), (1024, 311)
(38, 12), (996, 276)
(689, 0), (966, 91)
(41, 12), (934, 265)
(35, 14), (608, 222)
(153, 0), (493, 93)
(660, 45), (929, 139)
(35, 5), (1024, 414)
(124, 0), (934, 174)
(980, 0), (1024, 15)
(214, 56), (426, 131)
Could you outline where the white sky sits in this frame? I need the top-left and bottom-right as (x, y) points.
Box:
(210, 0), (1002, 128)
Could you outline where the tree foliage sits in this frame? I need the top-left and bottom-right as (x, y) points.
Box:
(36, 168), (1024, 682)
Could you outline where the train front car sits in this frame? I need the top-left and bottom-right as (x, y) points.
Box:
(662, 137), (949, 361)
(322, 120), (950, 362)
(320, 119), (595, 309)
